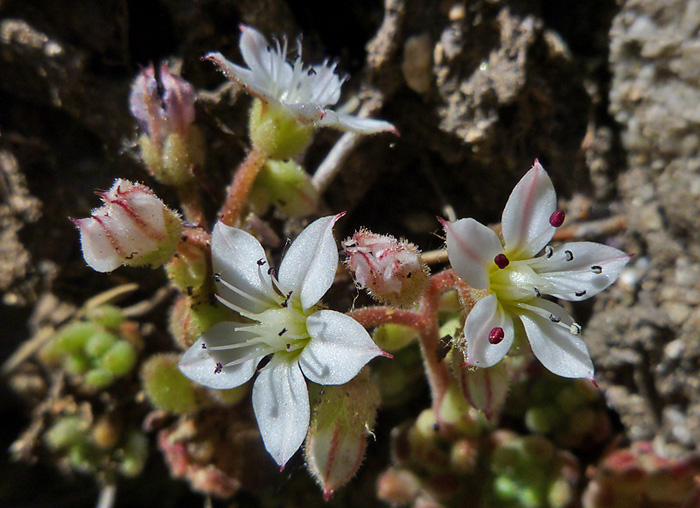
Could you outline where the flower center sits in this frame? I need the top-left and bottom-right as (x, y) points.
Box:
(245, 306), (311, 353)
(489, 260), (544, 303)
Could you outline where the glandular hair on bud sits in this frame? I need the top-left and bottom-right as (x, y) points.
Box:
(343, 229), (429, 307)
(74, 179), (182, 272)
(305, 368), (380, 500)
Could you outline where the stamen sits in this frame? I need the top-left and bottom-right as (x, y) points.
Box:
(565, 250), (574, 261)
(280, 290), (293, 308)
(570, 323), (582, 335)
(257, 258), (266, 266)
(214, 294), (260, 321)
(201, 343), (206, 349)
(591, 265), (602, 274)
(278, 327), (287, 337)
(545, 246), (553, 258)
(488, 327), (505, 345)
(534, 287), (541, 297)
(214, 362), (223, 374)
(307, 68), (316, 76)
(549, 209), (565, 227)
(549, 314), (561, 323)
(494, 253), (510, 269)
(575, 290), (587, 297)
(214, 274), (270, 308)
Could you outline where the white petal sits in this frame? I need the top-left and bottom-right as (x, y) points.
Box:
(316, 110), (398, 134)
(308, 62), (343, 106)
(444, 218), (502, 289)
(205, 52), (276, 102)
(252, 356), (309, 468)
(530, 242), (632, 301)
(278, 215), (342, 311)
(212, 222), (278, 313)
(238, 25), (275, 84)
(300, 310), (386, 385)
(464, 294), (515, 368)
(75, 217), (122, 273)
(502, 161), (557, 259)
(178, 324), (267, 390)
(518, 299), (594, 379)
(281, 101), (326, 124)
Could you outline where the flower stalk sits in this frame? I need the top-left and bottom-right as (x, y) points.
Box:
(219, 149), (268, 227)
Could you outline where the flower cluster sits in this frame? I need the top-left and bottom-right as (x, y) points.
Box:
(442, 161), (630, 379)
(178, 215), (388, 467)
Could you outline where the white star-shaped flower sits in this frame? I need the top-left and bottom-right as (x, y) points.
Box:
(205, 25), (397, 134)
(442, 161), (631, 379)
(179, 215), (387, 467)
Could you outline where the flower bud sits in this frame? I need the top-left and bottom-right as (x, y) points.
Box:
(343, 229), (429, 307)
(74, 179), (183, 272)
(305, 368), (380, 500)
(141, 353), (200, 414)
(452, 348), (510, 421)
(249, 159), (319, 217)
(130, 63), (205, 186)
(249, 99), (314, 160)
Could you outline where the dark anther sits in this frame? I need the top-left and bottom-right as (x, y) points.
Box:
(126, 252), (137, 260)
(214, 362), (223, 374)
(565, 250), (574, 262)
(307, 68), (317, 76)
(181, 235), (188, 242)
(278, 327), (287, 337)
(489, 327), (505, 345)
(407, 272), (412, 279)
(575, 290), (587, 297)
(549, 209), (566, 227)
(549, 314), (561, 323)
(186, 286), (193, 296)
(494, 253), (510, 269)
(201, 343), (207, 349)
(257, 258), (266, 266)
(534, 287), (541, 297)
(173, 253), (180, 258)
(591, 265), (602, 274)
(280, 290), (293, 308)
(545, 246), (554, 258)
(286, 343), (291, 350)
(267, 266), (275, 275)
(213, 273), (222, 282)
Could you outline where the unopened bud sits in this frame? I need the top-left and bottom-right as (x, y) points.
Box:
(249, 159), (319, 217)
(130, 63), (205, 185)
(169, 296), (231, 349)
(343, 229), (429, 307)
(377, 468), (422, 505)
(373, 324), (419, 352)
(165, 239), (209, 294)
(74, 179), (182, 272)
(249, 99), (314, 159)
(305, 369), (380, 500)
(141, 353), (200, 414)
(452, 349), (510, 421)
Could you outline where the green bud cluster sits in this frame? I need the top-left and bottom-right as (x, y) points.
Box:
(44, 414), (148, 478)
(488, 433), (578, 508)
(39, 306), (138, 390)
(506, 370), (610, 450)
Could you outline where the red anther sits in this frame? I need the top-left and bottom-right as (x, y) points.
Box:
(549, 209), (565, 227)
(494, 253), (509, 269)
(488, 327), (505, 344)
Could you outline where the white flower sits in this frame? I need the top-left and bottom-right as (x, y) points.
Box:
(442, 161), (631, 379)
(179, 215), (387, 467)
(205, 25), (397, 134)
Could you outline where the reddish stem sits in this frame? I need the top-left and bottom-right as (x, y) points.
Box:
(349, 269), (458, 417)
(219, 150), (268, 227)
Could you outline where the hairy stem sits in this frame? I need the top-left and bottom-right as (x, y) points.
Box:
(176, 183), (207, 228)
(349, 269), (459, 417)
(219, 149), (267, 227)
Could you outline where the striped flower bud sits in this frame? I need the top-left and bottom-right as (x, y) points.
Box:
(305, 369), (380, 500)
(73, 179), (182, 272)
